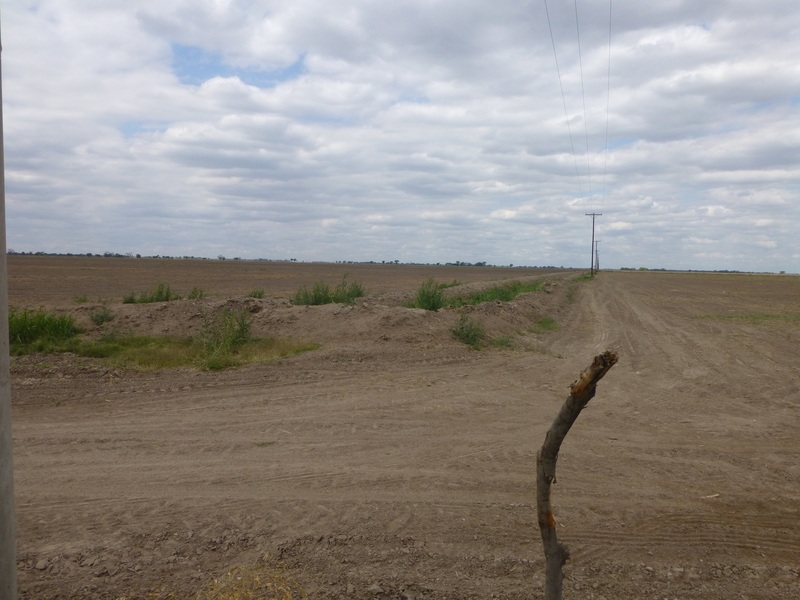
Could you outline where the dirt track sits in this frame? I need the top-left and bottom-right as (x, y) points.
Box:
(9, 257), (800, 598)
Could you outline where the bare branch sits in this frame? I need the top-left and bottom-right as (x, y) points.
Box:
(537, 350), (618, 599)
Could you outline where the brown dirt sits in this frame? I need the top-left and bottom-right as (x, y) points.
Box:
(9, 257), (800, 599)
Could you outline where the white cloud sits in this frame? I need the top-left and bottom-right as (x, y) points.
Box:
(3, 0), (800, 271)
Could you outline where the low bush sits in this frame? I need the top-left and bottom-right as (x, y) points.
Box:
(89, 305), (115, 326)
(200, 307), (252, 370)
(451, 314), (487, 349)
(188, 286), (205, 300)
(292, 275), (365, 306)
(247, 289), (266, 299)
(412, 278), (446, 311)
(123, 282), (181, 304)
(331, 275), (365, 304)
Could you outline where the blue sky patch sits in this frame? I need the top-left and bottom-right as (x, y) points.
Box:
(171, 44), (305, 88)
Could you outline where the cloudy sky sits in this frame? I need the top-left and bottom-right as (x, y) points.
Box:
(3, 1), (799, 271)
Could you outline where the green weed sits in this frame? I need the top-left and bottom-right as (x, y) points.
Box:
(452, 280), (545, 306)
(292, 275), (365, 306)
(89, 305), (115, 326)
(331, 275), (365, 304)
(199, 308), (252, 370)
(490, 336), (514, 348)
(188, 286), (205, 300)
(531, 316), (560, 333)
(8, 306), (316, 369)
(123, 282), (181, 303)
(572, 272), (595, 282)
(73, 294), (89, 304)
(451, 314), (487, 349)
(9, 308), (79, 353)
(411, 278), (446, 311)
(247, 289), (266, 299)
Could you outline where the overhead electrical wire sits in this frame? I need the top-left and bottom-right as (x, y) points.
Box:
(543, 0), (613, 214)
(600, 0), (613, 215)
(542, 0), (585, 198)
(573, 0), (593, 203)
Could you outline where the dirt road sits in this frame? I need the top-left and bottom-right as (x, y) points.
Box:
(10, 260), (800, 598)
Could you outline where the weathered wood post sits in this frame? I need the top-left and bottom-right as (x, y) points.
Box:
(0, 19), (18, 599)
(536, 350), (618, 600)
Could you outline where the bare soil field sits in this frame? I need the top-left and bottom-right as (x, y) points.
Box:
(8, 256), (800, 599)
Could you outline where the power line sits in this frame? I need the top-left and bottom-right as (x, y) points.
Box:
(543, 0), (584, 197)
(573, 0), (592, 202)
(544, 1), (613, 272)
(600, 0), (613, 211)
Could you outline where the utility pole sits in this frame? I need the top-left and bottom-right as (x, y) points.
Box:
(594, 240), (600, 273)
(585, 213), (602, 276)
(0, 18), (18, 600)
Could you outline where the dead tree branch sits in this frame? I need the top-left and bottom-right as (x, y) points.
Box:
(536, 350), (618, 600)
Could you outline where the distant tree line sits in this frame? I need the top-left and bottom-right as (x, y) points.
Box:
(8, 250), (571, 270)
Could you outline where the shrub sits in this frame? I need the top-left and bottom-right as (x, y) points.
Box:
(199, 307), (252, 370)
(188, 286), (205, 300)
(413, 278), (446, 311)
(451, 314), (486, 349)
(331, 275), (365, 304)
(292, 281), (330, 306)
(123, 282), (181, 303)
(292, 275), (365, 306)
(247, 289), (266, 299)
(89, 305), (115, 326)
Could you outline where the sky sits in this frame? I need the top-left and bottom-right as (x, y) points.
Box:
(3, 1), (800, 272)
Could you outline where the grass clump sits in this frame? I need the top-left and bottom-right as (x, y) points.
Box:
(247, 289), (266, 299)
(79, 334), (197, 369)
(195, 555), (307, 600)
(411, 278), (446, 311)
(8, 306), (317, 370)
(292, 281), (331, 305)
(409, 278), (546, 311)
(451, 314), (487, 349)
(89, 304), (115, 326)
(199, 307), (252, 370)
(452, 280), (545, 307)
(292, 275), (365, 306)
(490, 336), (514, 348)
(123, 282), (181, 304)
(9, 308), (79, 353)
(332, 275), (365, 303)
(188, 286), (205, 300)
(531, 316), (560, 333)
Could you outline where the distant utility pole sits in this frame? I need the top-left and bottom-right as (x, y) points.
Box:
(585, 213), (602, 276)
(0, 20), (18, 600)
(594, 240), (601, 273)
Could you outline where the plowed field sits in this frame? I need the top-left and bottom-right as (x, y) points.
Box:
(9, 256), (800, 598)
